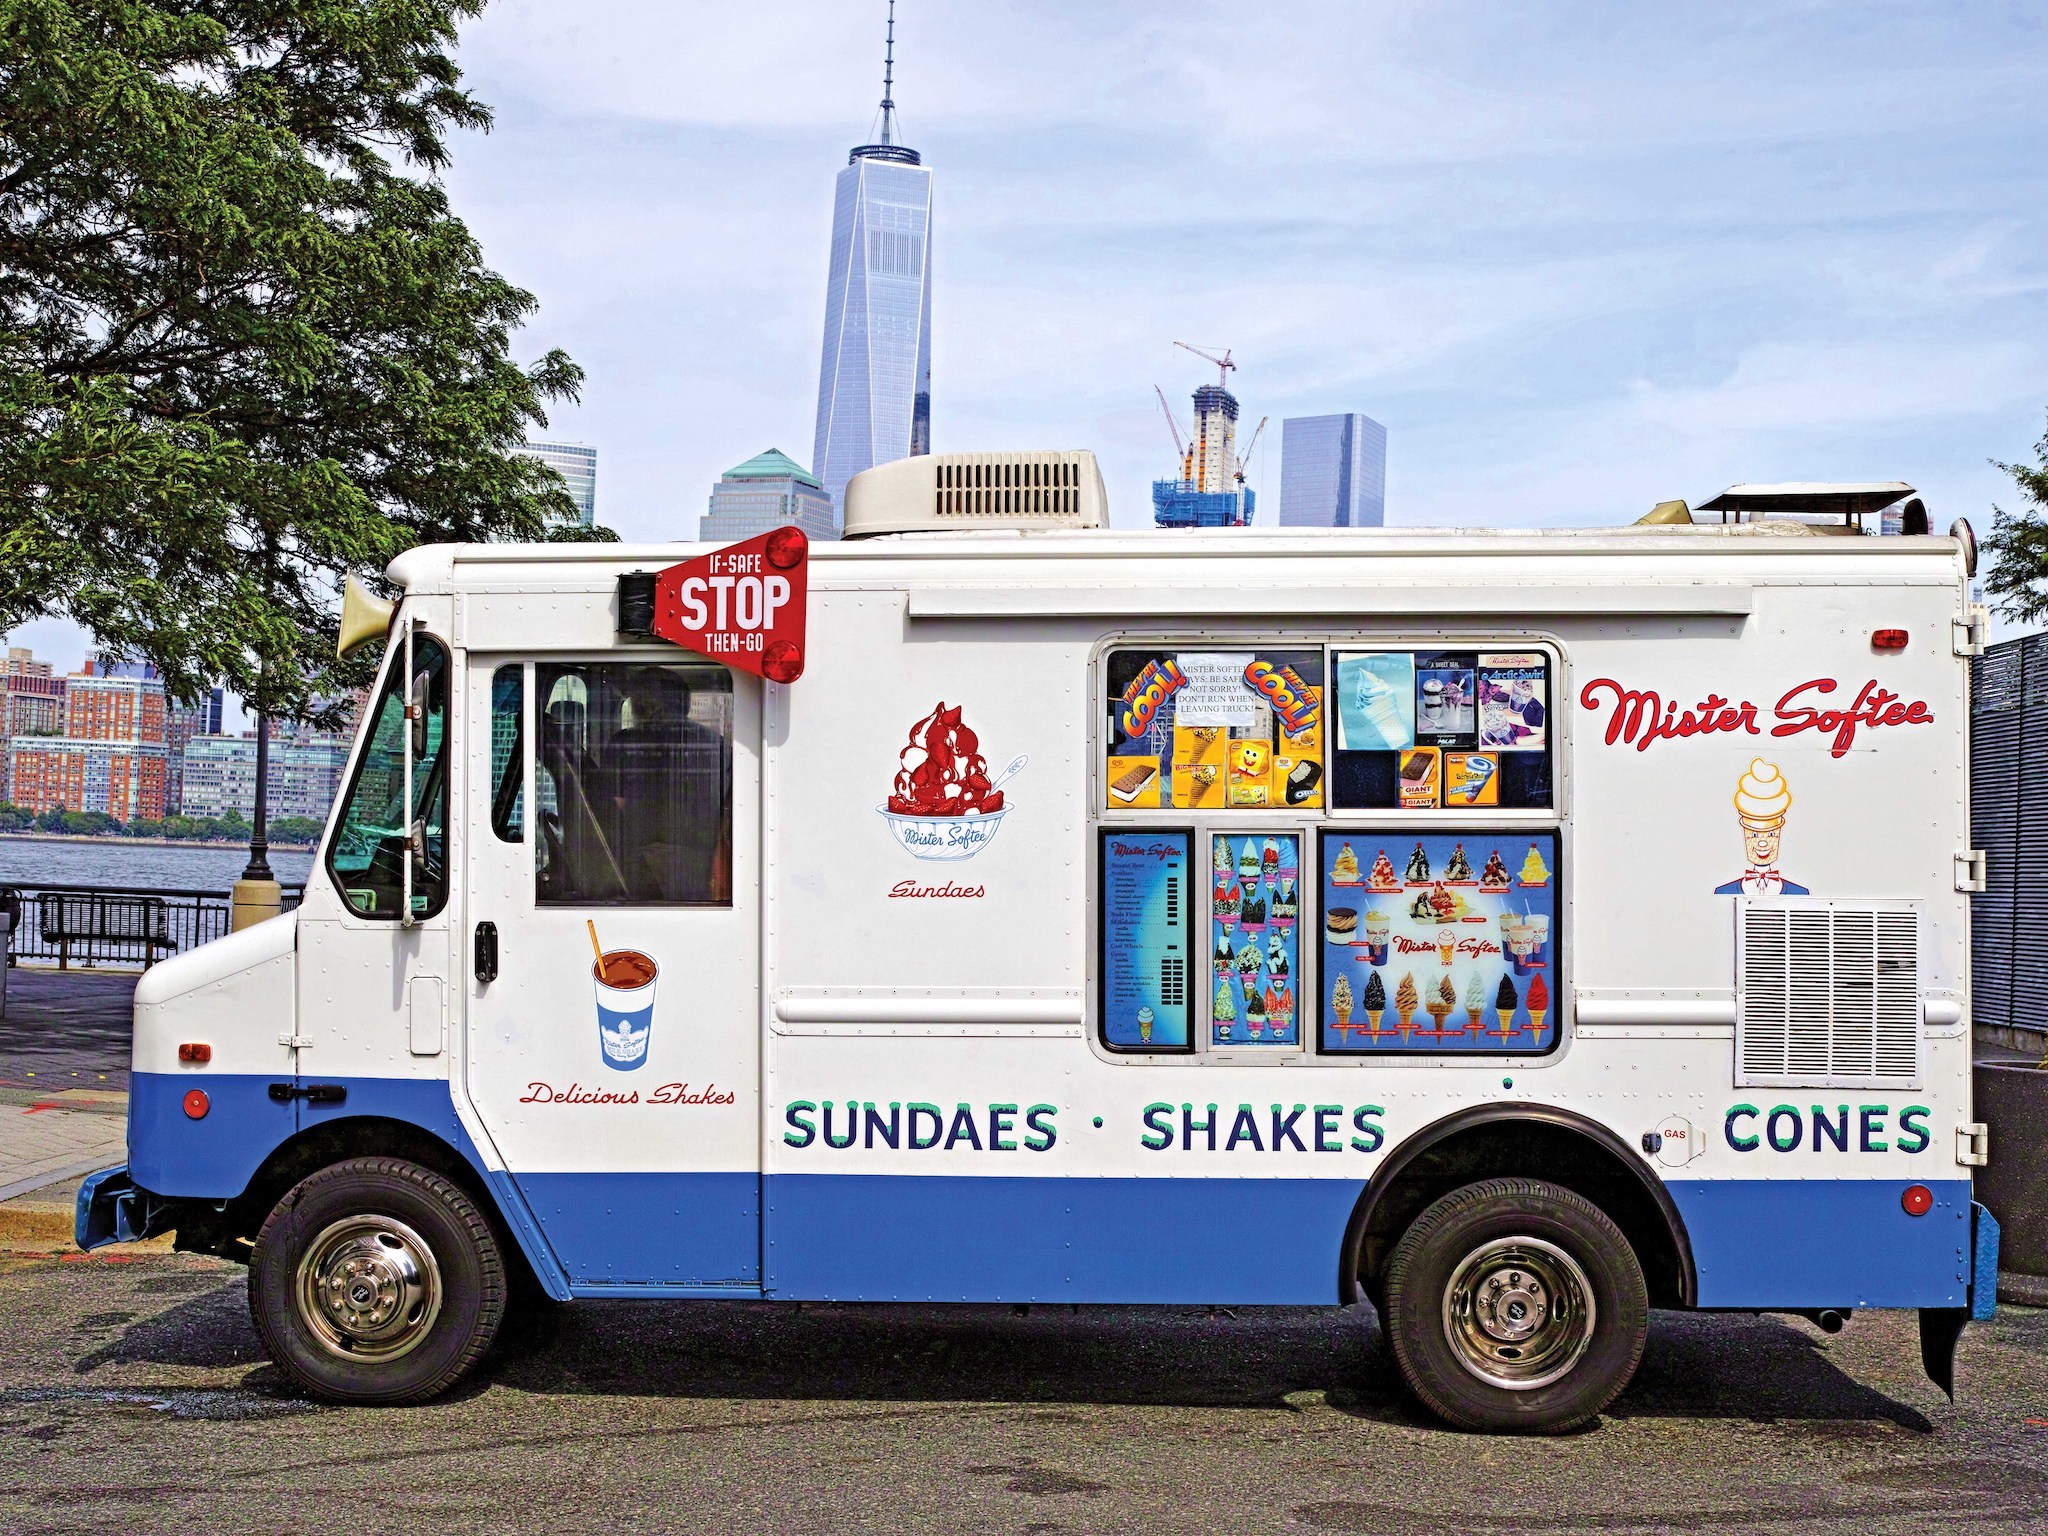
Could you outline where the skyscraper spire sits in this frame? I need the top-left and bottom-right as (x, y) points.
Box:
(877, 0), (899, 146)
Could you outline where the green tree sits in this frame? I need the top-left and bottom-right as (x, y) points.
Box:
(267, 813), (322, 844)
(1984, 415), (2048, 623)
(0, 1), (602, 727)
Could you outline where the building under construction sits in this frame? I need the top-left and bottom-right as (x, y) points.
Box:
(1152, 345), (1263, 528)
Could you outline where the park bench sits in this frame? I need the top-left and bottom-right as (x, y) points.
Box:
(38, 892), (177, 970)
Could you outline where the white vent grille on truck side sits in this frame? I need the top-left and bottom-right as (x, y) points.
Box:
(842, 451), (1109, 538)
(1735, 900), (1920, 1088)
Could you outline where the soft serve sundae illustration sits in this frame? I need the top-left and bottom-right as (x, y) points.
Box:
(878, 702), (1026, 861)
(588, 920), (659, 1072)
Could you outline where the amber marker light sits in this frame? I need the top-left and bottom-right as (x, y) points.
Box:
(1872, 629), (1909, 651)
(182, 1089), (210, 1120)
(177, 1042), (212, 1064)
(1902, 1184), (1934, 1216)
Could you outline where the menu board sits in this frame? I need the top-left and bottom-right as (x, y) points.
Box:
(1105, 649), (1324, 811)
(1318, 829), (1560, 1054)
(1100, 830), (1193, 1050)
(1209, 832), (1301, 1047)
(1331, 649), (1552, 810)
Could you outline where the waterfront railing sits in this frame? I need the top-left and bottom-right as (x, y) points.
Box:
(0, 882), (306, 971)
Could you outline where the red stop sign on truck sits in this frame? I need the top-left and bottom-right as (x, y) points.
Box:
(652, 526), (809, 683)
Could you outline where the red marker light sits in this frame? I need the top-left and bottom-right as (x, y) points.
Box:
(1872, 629), (1909, 651)
(764, 526), (809, 571)
(762, 639), (804, 684)
(182, 1089), (210, 1120)
(1902, 1184), (1933, 1216)
(177, 1042), (212, 1064)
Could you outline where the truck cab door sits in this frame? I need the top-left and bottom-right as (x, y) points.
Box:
(460, 656), (762, 1293)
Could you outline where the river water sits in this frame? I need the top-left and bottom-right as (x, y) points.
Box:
(0, 837), (315, 893)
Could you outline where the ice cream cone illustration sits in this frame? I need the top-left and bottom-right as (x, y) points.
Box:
(1494, 975), (1518, 1041)
(1437, 925), (1456, 966)
(1395, 972), (1419, 1038)
(1424, 974), (1457, 1037)
(1137, 1005), (1154, 1043)
(1363, 971), (1386, 1039)
(1464, 974), (1485, 1030)
(1332, 973), (1354, 1040)
(1715, 759), (1810, 895)
(1526, 974), (1550, 1036)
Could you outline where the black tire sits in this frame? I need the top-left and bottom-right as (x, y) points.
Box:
(1383, 1176), (1647, 1433)
(249, 1157), (506, 1405)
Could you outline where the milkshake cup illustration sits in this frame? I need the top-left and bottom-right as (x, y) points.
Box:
(1364, 910), (1390, 966)
(1525, 913), (1550, 966)
(588, 920), (658, 1072)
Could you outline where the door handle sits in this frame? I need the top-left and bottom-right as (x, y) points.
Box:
(474, 921), (499, 984)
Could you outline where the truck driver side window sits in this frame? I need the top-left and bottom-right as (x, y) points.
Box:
(534, 661), (733, 906)
(327, 635), (450, 920)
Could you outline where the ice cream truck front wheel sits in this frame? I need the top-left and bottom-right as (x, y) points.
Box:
(1383, 1177), (1649, 1433)
(248, 1157), (508, 1404)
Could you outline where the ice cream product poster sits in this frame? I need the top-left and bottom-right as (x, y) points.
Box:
(1317, 828), (1560, 1055)
(1336, 653), (1415, 752)
(1104, 648), (1324, 811)
(1208, 831), (1301, 1047)
(1478, 653), (1548, 752)
(1413, 651), (1478, 747)
(1100, 829), (1194, 1050)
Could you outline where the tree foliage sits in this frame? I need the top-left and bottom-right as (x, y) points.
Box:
(1983, 413), (2048, 624)
(0, 1), (589, 724)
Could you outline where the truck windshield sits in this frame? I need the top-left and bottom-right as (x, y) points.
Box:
(326, 635), (449, 919)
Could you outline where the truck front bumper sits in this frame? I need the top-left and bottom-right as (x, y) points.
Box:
(74, 1164), (176, 1250)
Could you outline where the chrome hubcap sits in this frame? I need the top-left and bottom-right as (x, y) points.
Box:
(1442, 1236), (1595, 1390)
(295, 1215), (443, 1361)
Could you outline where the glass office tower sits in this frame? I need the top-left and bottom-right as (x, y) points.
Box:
(515, 440), (598, 529)
(811, 140), (932, 519)
(1279, 414), (1386, 528)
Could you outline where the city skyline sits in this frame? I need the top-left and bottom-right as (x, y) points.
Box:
(7, 1), (2046, 675)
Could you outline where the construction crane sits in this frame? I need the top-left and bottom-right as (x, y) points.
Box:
(1153, 385), (1191, 478)
(1173, 341), (1236, 389)
(1235, 415), (1268, 484)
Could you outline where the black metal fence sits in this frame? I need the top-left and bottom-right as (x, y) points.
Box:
(1971, 635), (2048, 1037)
(0, 882), (305, 971)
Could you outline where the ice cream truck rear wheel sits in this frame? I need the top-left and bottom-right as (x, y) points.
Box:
(249, 1158), (507, 1405)
(1383, 1177), (1648, 1434)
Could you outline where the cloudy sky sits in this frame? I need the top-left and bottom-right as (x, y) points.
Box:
(10, 0), (2048, 672)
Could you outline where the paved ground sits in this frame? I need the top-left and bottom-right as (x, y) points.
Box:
(0, 970), (129, 1201)
(0, 1192), (2044, 1535)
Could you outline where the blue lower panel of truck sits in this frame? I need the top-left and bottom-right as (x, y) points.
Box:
(122, 1074), (1976, 1308)
(1667, 1178), (1972, 1309)
(764, 1173), (1363, 1304)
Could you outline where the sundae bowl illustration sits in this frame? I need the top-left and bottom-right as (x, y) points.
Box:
(588, 921), (657, 1072)
(877, 702), (1026, 862)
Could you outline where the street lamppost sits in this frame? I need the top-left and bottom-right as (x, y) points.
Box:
(230, 703), (281, 931)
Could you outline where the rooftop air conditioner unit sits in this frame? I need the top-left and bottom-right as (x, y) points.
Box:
(842, 451), (1109, 539)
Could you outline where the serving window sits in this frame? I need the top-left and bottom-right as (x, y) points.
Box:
(1096, 638), (1564, 1061)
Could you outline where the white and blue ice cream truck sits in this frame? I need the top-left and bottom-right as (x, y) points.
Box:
(78, 454), (1998, 1431)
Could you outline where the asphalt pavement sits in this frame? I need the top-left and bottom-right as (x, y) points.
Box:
(1, 1209), (2045, 1535)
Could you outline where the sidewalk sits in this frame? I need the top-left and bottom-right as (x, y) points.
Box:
(0, 968), (132, 1204)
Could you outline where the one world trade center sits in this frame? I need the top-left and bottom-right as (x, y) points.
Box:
(812, 2), (932, 524)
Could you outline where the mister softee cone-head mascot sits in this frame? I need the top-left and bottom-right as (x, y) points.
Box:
(1715, 759), (1808, 895)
